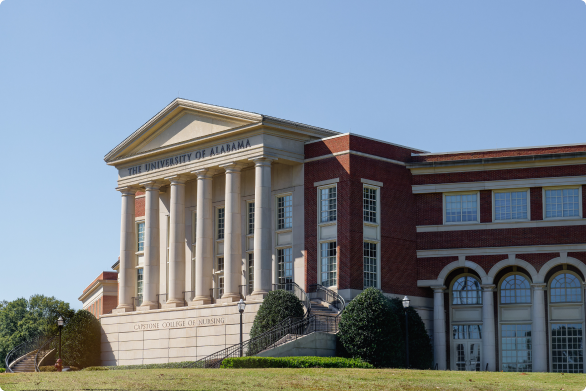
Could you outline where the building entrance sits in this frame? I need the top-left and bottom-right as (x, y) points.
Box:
(453, 341), (482, 371)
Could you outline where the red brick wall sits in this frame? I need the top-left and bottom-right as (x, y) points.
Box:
(416, 194), (443, 226)
(530, 188), (543, 220)
(411, 145), (586, 162)
(417, 257), (458, 281)
(480, 191), (492, 223)
(418, 226), (586, 250)
(135, 196), (145, 218)
(517, 253), (558, 271)
(413, 164), (586, 186)
(102, 296), (118, 317)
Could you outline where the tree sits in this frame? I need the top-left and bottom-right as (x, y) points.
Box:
(338, 288), (404, 368)
(388, 297), (433, 369)
(249, 290), (304, 339)
(0, 295), (73, 369)
(61, 310), (101, 368)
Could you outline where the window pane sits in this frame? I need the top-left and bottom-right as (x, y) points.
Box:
(501, 324), (532, 372)
(247, 253), (254, 295)
(446, 194), (477, 223)
(363, 242), (377, 288)
(320, 242), (337, 287)
(137, 222), (145, 252)
(320, 187), (337, 223)
(136, 269), (144, 306)
(363, 187), (377, 223)
(452, 276), (482, 305)
(551, 273), (582, 303)
(277, 196), (293, 230)
(551, 323), (583, 373)
(546, 189), (580, 218)
(495, 192), (527, 220)
(277, 248), (293, 287)
(248, 202), (255, 235)
(217, 208), (225, 239)
(500, 275), (531, 304)
(217, 257), (224, 272)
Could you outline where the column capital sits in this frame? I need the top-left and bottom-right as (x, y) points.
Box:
(481, 284), (496, 291)
(192, 168), (221, 179)
(164, 174), (192, 185)
(116, 185), (141, 196)
(531, 283), (547, 289)
(139, 180), (165, 190)
(431, 285), (446, 292)
(249, 155), (278, 165)
(219, 162), (245, 172)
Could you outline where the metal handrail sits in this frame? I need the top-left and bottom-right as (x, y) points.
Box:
(187, 313), (338, 369)
(5, 334), (45, 373)
(156, 293), (167, 309)
(34, 334), (58, 371)
(272, 282), (312, 315)
(238, 284), (252, 299)
(308, 284), (345, 313)
(209, 288), (223, 302)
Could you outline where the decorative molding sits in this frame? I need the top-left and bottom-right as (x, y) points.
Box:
(305, 150), (406, 166)
(412, 175), (586, 194)
(361, 178), (383, 187)
(314, 178), (339, 187)
(417, 243), (586, 258)
(417, 218), (586, 232)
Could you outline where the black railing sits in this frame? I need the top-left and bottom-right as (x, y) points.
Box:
(272, 282), (311, 315)
(131, 297), (142, 311)
(182, 291), (194, 306)
(239, 284), (253, 299)
(156, 293), (167, 309)
(34, 334), (59, 371)
(209, 288), (223, 302)
(308, 284), (345, 313)
(187, 314), (338, 369)
(5, 334), (45, 373)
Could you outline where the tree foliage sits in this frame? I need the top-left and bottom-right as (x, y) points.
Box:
(338, 288), (404, 368)
(0, 295), (73, 369)
(249, 290), (304, 339)
(61, 310), (101, 368)
(388, 297), (433, 369)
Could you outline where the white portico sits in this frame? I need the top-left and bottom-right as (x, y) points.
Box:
(100, 99), (337, 365)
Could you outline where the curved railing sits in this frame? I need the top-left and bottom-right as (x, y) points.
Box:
(4, 334), (45, 373)
(34, 334), (59, 371)
(187, 313), (338, 369)
(308, 284), (345, 313)
(272, 282), (312, 315)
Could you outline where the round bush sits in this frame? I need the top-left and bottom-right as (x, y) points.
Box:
(249, 290), (304, 339)
(388, 297), (433, 369)
(61, 310), (101, 368)
(338, 288), (404, 368)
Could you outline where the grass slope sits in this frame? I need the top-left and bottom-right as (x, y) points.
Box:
(0, 368), (585, 390)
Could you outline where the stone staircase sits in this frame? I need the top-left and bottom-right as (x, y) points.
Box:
(9, 350), (38, 373)
(310, 299), (339, 331)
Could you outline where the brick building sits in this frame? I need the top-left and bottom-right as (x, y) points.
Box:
(79, 270), (119, 319)
(90, 98), (586, 372)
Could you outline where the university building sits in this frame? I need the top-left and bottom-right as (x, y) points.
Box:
(87, 98), (586, 372)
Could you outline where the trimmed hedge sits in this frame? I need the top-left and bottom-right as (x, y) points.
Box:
(249, 290), (304, 339)
(0, 368), (5, 373)
(86, 361), (198, 371)
(220, 356), (374, 369)
(61, 310), (101, 368)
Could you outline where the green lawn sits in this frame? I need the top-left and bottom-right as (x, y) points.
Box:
(0, 368), (585, 391)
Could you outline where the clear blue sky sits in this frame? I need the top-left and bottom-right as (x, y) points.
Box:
(0, 1), (584, 309)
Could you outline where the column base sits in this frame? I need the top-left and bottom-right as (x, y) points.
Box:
(190, 298), (212, 306)
(248, 293), (268, 301)
(137, 302), (159, 311)
(112, 305), (133, 314)
(216, 296), (240, 304)
(162, 301), (184, 309)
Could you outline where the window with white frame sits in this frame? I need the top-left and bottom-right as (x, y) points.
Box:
(501, 324), (532, 372)
(494, 190), (528, 221)
(320, 242), (337, 287)
(320, 187), (337, 223)
(550, 273), (582, 303)
(248, 202), (255, 235)
(136, 268), (144, 306)
(363, 242), (377, 288)
(137, 221), (145, 252)
(165, 215), (170, 297)
(217, 257), (224, 273)
(545, 188), (580, 218)
(500, 274), (531, 304)
(363, 187), (378, 223)
(277, 195), (293, 230)
(277, 248), (293, 287)
(452, 276), (482, 305)
(247, 253), (254, 295)
(445, 193), (478, 223)
(217, 207), (225, 239)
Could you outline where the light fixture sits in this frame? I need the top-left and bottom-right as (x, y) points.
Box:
(402, 296), (410, 309)
(237, 299), (246, 313)
(57, 316), (64, 327)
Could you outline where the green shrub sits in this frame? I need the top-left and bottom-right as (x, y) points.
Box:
(220, 356), (374, 369)
(338, 288), (404, 368)
(83, 366), (109, 371)
(39, 365), (57, 372)
(388, 298), (433, 369)
(249, 290), (304, 339)
(0, 367), (5, 373)
(61, 310), (101, 368)
(99, 361), (197, 370)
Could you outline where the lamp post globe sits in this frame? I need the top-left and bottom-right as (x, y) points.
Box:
(238, 299), (246, 357)
(402, 296), (410, 369)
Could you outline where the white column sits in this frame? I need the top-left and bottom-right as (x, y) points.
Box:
(115, 186), (138, 313)
(432, 286), (447, 370)
(481, 284), (496, 371)
(138, 181), (162, 310)
(251, 157), (276, 297)
(220, 163), (243, 301)
(164, 175), (188, 307)
(532, 283), (548, 372)
(192, 169), (214, 305)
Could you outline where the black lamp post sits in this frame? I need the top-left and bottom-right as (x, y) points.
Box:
(56, 316), (64, 372)
(402, 296), (410, 369)
(237, 299), (246, 357)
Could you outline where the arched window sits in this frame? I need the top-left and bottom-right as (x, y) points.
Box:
(452, 276), (482, 305)
(500, 274), (531, 304)
(550, 273), (582, 303)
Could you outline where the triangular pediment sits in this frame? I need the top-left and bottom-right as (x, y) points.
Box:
(105, 99), (262, 163)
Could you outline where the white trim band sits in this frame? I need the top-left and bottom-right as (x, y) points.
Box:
(417, 243), (586, 258)
(417, 218), (586, 232)
(305, 150), (406, 166)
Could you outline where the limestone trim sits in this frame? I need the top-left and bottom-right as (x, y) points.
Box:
(304, 150), (406, 166)
(486, 255), (540, 283)
(416, 243), (586, 258)
(412, 175), (586, 194)
(418, 259), (489, 288)
(304, 132), (427, 153)
(537, 255), (586, 283)
(417, 218), (586, 232)
(314, 178), (339, 187)
(361, 178), (383, 187)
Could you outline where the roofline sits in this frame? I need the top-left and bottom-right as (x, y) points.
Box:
(78, 278), (118, 302)
(412, 142), (586, 157)
(111, 260), (120, 270)
(305, 132), (429, 153)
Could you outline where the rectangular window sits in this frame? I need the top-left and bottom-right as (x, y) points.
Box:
(545, 188), (580, 218)
(445, 193), (478, 223)
(218, 275), (224, 298)
(137, 222), (145, 252)
(501, 324), (532, 372)
(247, 253), (254, 295)
(248, 202), (255, 235)
(320, 242), (337, 287)
(217, 207), (225, 239)
(320, 187), (337, 223)
(452, 325), (482, 339)
(495, 191), (528, 221)
(277, 248), (293, 287)
(136, 269), (144, 306)
(551, 324), (583, 373)
(217, 257), (224, 273)
(277, 195), (293, 230)
(363, 242), (377, 289)
(363, 187), (377, 223)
